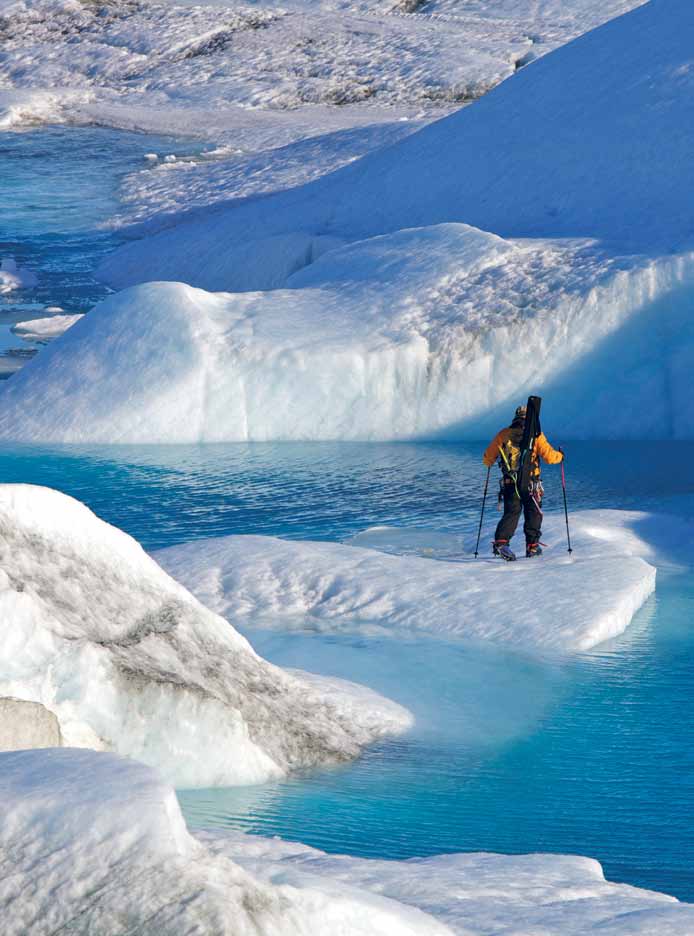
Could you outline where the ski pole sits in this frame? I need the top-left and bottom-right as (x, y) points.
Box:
(560, 454), (573, 554)
(474, 466), (491, 558)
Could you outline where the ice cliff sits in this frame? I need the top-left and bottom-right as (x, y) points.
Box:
(0, 484), (409, 787)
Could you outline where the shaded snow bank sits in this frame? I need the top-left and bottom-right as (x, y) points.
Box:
(4, 226), (694, 441)
(0, 748), (445, 936)
(0, 485), (408, 787)
(156, 510), (657, 653)
(202, 828), (694, 935)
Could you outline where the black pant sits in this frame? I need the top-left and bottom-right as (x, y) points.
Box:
(494, 478), (542, 546)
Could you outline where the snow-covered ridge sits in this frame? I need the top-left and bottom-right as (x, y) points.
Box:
(0, 484), (409, 787)
(3, 224), (694, 442)
(156, 510), (657, 653)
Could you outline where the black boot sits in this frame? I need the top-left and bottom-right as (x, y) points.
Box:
(526, 542), (543, 558)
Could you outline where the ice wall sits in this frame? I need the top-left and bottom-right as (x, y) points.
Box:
(3, 225), (694, 442)
(0, 485), (409, 787)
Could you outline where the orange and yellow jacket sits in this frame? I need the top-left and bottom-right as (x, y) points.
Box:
(483, 428), (563, 478)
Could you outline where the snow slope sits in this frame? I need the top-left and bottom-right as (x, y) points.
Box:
(100, 0), (694, 292)
(0, 748), (447, 936)
(0, 0), (642, 135)
(155, 511), (657, 653)
(204, 828), (694, 935)
(0, 484), (409, 787)
(3, 224), (694, 442)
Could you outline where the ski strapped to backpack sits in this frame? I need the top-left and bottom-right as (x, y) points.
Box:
(496, 395), (542, 496)
(517, 395), (542, 493)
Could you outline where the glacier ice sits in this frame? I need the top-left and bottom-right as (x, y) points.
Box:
(0, 748), (446, 936)
(0, 484), (410, 787)
(3, 224), (694, 441)
(4, 746), (693, 936)
(203, 827), (694, 935)
(156, 510), (657, 653)
(100, 0), (694, 293)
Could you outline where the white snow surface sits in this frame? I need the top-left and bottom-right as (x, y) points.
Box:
(203, 829), (694, 935)
(0, 484), (410, 787)
(11, 313), (83, 342)
(155, 510), (657, 653)
(0, 0), (642, 136)
(100, 0), (692, 295)
(3, 224), (694, 441)
(0, 747), (448, 936)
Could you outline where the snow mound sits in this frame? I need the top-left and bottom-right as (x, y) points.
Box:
(0, 484), (409, 787)
(101, 0), (694, 293)
(0, 748), (446, 936)
(0, 258), (37, 294)
(156, 510), (657, 653)
(11, 313), (84, 342)
(4, 226), (694, 441)
(202, 828), (694, 935)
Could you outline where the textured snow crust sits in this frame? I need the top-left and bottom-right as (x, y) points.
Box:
(3, 224), (694, 442)
(0, 0), (641, 136)
(0, 748), (447, 936)
(202, 828), (694, 935)
(156, 510), (657, 653)
(0, 484), (409, 787)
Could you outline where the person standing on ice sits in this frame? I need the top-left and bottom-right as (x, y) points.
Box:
(483, 403), (563, 561)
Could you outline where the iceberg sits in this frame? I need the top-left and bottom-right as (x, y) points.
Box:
(0, 484), (409, 787)
(0, 748), (446, 936)
(156, 510), (657, 653)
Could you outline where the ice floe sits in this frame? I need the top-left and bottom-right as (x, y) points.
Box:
(11, 313), (83, 343)
(0, 257), (37, 294)
(0, 748), (445, 936)
(0, 484), (409, 787)
(156, 510), (657, 653)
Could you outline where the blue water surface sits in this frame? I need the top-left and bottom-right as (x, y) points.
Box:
(2, 126), (693, 904)
(1, 440), (693, 902)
